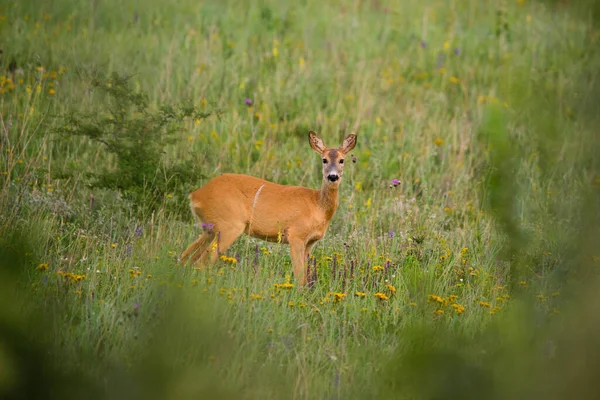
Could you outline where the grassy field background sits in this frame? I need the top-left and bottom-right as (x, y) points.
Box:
(1, 0), (600, 398)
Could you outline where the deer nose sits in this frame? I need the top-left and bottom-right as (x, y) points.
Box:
(327, 174), (339, 182)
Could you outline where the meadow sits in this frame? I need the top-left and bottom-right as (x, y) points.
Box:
(1, 0), (600, 398)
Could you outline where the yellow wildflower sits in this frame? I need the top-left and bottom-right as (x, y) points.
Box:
(452, 303), (465, 314)
(57, 271), (86, 283)
(219, 255), (237, 264)
(375, 292), (389, 301)
(428, 294), (446, 305)
(129, 269), (142, 278)
(37, 263), (49, 271)
(274, 282), (294, 290)
(333, 293), (347, 303)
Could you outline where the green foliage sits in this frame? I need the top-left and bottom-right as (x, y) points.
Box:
(54, 72), (218, 217)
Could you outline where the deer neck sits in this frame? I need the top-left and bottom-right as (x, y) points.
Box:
(319, 181), (339, 221)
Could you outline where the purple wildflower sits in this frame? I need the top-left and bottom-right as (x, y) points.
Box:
(391, 179), (401, 187)
(388, 231), (395, 238)
(201, 222), (215, 231)
(420, 40), (427, 48)
(244, 98), (253, 106)
(135, 225), (143, 237)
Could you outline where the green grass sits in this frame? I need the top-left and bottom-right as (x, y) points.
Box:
(1, 0), (600, 398)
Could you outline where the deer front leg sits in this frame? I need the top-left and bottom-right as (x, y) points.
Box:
(304, 241), (317, 287)
(289, 237), (308, 286)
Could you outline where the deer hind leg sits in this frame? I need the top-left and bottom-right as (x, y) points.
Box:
(289, 237), (308, 286)
(181, 231), (215, 266)
(208, 222), (245, 263)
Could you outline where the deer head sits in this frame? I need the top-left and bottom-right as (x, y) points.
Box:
(308, 131), (357, 185)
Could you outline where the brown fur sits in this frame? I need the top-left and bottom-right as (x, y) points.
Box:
(180, 131), (357, 286)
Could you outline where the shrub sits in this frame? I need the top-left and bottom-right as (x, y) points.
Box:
(54, 72), (219, 217)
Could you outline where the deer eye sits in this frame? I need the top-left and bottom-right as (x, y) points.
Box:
(339, 159), (344, 164)
(322, 159), (328, 164)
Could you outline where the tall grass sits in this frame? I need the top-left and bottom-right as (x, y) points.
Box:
(1, 0), (599, 398)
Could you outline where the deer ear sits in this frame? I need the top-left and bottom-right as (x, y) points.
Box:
(308, 131), (327, 153)
(341, 133), (357, 153)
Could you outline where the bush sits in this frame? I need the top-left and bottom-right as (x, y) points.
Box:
(54, 72), (219, 217)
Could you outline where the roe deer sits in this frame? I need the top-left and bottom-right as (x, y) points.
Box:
(180, 131), (357, 286)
